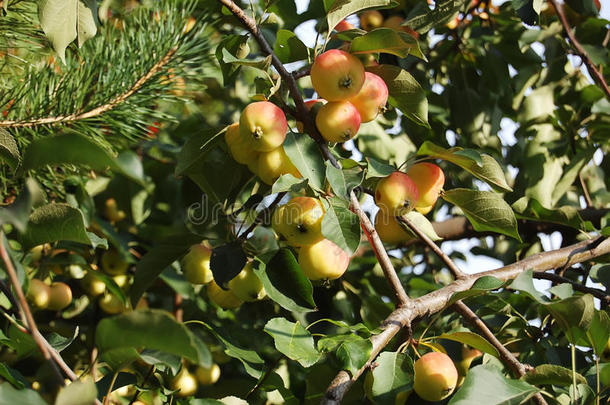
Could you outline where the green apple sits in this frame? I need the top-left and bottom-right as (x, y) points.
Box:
(81, 271), (106, 296)
(101, 249), (129, 276)
(170, 368), (198, 398)
(182, 243), (213, 285)
(195, 363), (221, 385)
(47, 282), (72, 311)
(413, 352), (458, 401)
(99, 292), (125, 314)
(27, 279), (51, 309)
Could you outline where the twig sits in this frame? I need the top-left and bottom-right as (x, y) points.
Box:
(548, 0), (610, 100)
(451, 301), (549, 405)
(238, 192), (286, 239)
(399, 215), (466, 279)
(533, 271), (610, 306)
(128, 365), (155, 405)
(0, 232), (64, 385)
(322, 236), (610, 403)
(0, 47), (177, 128)
(350, 193), (409, 306)
(579, 172), (593, 208)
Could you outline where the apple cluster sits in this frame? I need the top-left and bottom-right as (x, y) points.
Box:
(181, 242), (266, 310)
(272, 196), (350, 281)
(225, 101), (301, 186)
(374, 163), (445, 245)
(169, 362), (221, 398)
(309, 49), (388, 143)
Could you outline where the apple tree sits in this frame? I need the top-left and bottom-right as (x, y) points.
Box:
(0, 0), (609, 404)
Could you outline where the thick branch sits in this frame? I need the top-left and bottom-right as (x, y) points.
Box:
(0, 47), (177, 128)
(323, 236), (610, 403)
(548, 0), (610, 99)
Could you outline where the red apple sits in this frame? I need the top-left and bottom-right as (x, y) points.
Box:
(375, 171), (419, 216)
(347, 72), (388, 122)
(413, 352), (459, 401)
(406, 162), (445, 214)
(310, 50), (365, 101)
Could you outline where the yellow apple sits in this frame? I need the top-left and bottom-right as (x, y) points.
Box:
(298, 239), (350, 280)
(27, 279), (50, 309)
(375, 171), (419, 216)
(310, 49), (365, 101)
(406, 162), (445, 214)
(207, 281), (243, 309)
(360, 10), (384, 31)
(374, 212), (414, 245)
(170, 368), (198, 398)
(195, 363), (221, 386)
(315, 100), (362, 143)
(225, 123), (259, 166)
(182, 243), (213, 285)
(413, 352), (458, 401)
(80, 271), (106, 296)
(99, 292), (126, 314)
(347, 72), (388, 123)
(101, 249), (129, 276)
(257, 146), (301, 185)
(272, 197), (325, 247)
(47, 282), (72, 311)
(228, 262), (266, 302)
(456, 345), (482, 386)
(239, 101), (287, 152)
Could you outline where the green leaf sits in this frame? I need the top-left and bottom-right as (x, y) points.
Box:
(264, 317), (321, 367)
(369, 352), (414, 403)
(404, 0), (468, 33)
(175, 127), (223, 176)
(512, 198), (582, 230)
(321, 197), (361, 255)
(22, 132), (143, 185)
(0, 383), (47, 405)
(0, 364), (25, 389)
(400, 210), (441, 241)
(21, 204), (102, 248)
(54, 379), (97, 405)
(283, 132), (326, 191)
(210, 242), (247, 289)
(325, 162), (348, 198)
(320, 334), (372, 375)
(221, 48), (272, 71)
(438, 331), (500, 358)
(272, 174), (309, 194)
(418, 142), (512, 192)
(509, 269), (548, 303)
(0, 178), (44, 233)
(447, 276), (505, 305)
(255, 249), (316, 312)
(365, 157), (395, 179)
(367, 64), (428, 128)
(522, 364), (587, 386)
(130, 233), (202, 306)
(96, 309), (208, 366)
(351, 28), (424, 60)
(0, 129), (20, 170)
(449, 365), (538, 404)
(274, 29), (309, 63)
(442, 189), (521, 241)
(38, 0), (98, 63)
(326, 0), (398, 34)
(546, 294), (595, 344)
(586, 310), (610, 356)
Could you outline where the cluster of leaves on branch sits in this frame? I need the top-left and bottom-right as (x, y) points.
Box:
(0, 0), (608, 404)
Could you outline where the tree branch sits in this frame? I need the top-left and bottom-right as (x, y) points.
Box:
(533, 271), (610, 306)
(323, 236), (610, 403)
(547, 0), (610, 100)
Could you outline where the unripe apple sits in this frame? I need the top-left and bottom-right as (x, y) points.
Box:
(272, 197), (325, 247)
(225, 123), (259, 165)
(195, 363), (221, 385)
(375, 172), (419, 216)
(81, 271), (106, 297)
(182, 243), (213, 285)
(99, 292), (125, 314)
(347, 72), (388, 123)
(257, 146), (301, 185)
(27, 279), (51, 309)
(207, 280), (243, 309)
(456, 346), (482, 386)
(298, 239), (350, 280)
(335, 19), (355, 31)
(113, 274), (130, 289)
(228, 262), (266, 302)
(406, 162), (445, 214)
(239, 101), (287, 152)
(374, 212), (414, 245)
(101, 249), (129, 276)
(170, 368), (198, 398)
(310, 50), (365, 101)
(296, 99), (326, 133)
(413, 352), (458, 402)
(104, 198), (126, 223)
(316, 100), (361, 143)
(360, 10), (384, 31)
(47, 282), (72, 311)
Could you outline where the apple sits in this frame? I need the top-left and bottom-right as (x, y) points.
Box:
(170, 368), (198, 398)
(310, 49), (365, 101)
(374, 212), (414, 245)
(99, 292), (125, 314)
(360, 10), (384, 31)
(272, 197), (325, 247)
(406, 162), (445, 214)
(239, 101), (287, 152)
(47, 282), (72, 311)
(335, 19), (355, 31)
(375, 171), (419, 216)
(257, 146), (301, 185)
(81, 271), (106, 296)
(225, 123), (259, 165)
(27, 279), (50, 309)
(383, 16), (420, 39)
(182, 243), (213, 285)
(207, 280), (243, 309)
(298, 239), (350, 280)
(113, 274), (129, 289)
(195, 363), (221, 385)
(456, 345), (482, 386)
(296, 99), (326, 133)
(315, 100), (361, 143)
(228, 262), (266, 301)
(347, 72), (388, 123)
(101, 249), (129, 276)
(104, 198), (126, 223)
(413, 352), (458, 402)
